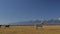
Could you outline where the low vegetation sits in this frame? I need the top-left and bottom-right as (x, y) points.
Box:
(0, 25), (60, 34)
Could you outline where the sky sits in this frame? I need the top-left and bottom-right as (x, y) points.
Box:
(0, 0), (60, 24)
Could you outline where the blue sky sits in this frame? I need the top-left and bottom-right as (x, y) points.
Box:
(0, 0), (60, 24)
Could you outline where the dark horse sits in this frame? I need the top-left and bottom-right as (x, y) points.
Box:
(5, 25), (10, 28)
(0, 25), (2, 28)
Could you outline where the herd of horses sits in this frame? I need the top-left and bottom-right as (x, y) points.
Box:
(0, 23), (44, 29)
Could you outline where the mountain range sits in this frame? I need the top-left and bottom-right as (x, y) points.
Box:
(9, 18), (60, 25)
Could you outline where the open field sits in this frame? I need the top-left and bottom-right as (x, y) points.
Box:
(0, 25), (60, 34)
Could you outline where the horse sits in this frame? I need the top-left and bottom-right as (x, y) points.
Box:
(36, 23), (44, 29)
(0, 25), (2, 28)
(5, 25), (10, 28)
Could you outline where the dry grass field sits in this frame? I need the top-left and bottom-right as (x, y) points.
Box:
(0, 25), (60, 34)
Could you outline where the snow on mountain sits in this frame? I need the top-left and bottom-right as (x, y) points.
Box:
(9, 18), (60, 25)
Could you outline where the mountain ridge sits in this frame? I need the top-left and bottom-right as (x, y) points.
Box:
(9, 18), (60, 25)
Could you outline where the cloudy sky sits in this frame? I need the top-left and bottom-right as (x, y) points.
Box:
(0, 0), (60, 24)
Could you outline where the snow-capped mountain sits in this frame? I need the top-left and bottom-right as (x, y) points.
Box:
(9, 18), (60, 25)
(44, 18), (60, 24)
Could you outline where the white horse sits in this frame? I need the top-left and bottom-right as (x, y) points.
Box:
(36, 21), (44, 29)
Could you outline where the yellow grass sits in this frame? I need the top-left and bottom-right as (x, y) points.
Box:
(0, 25), (60, 34)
